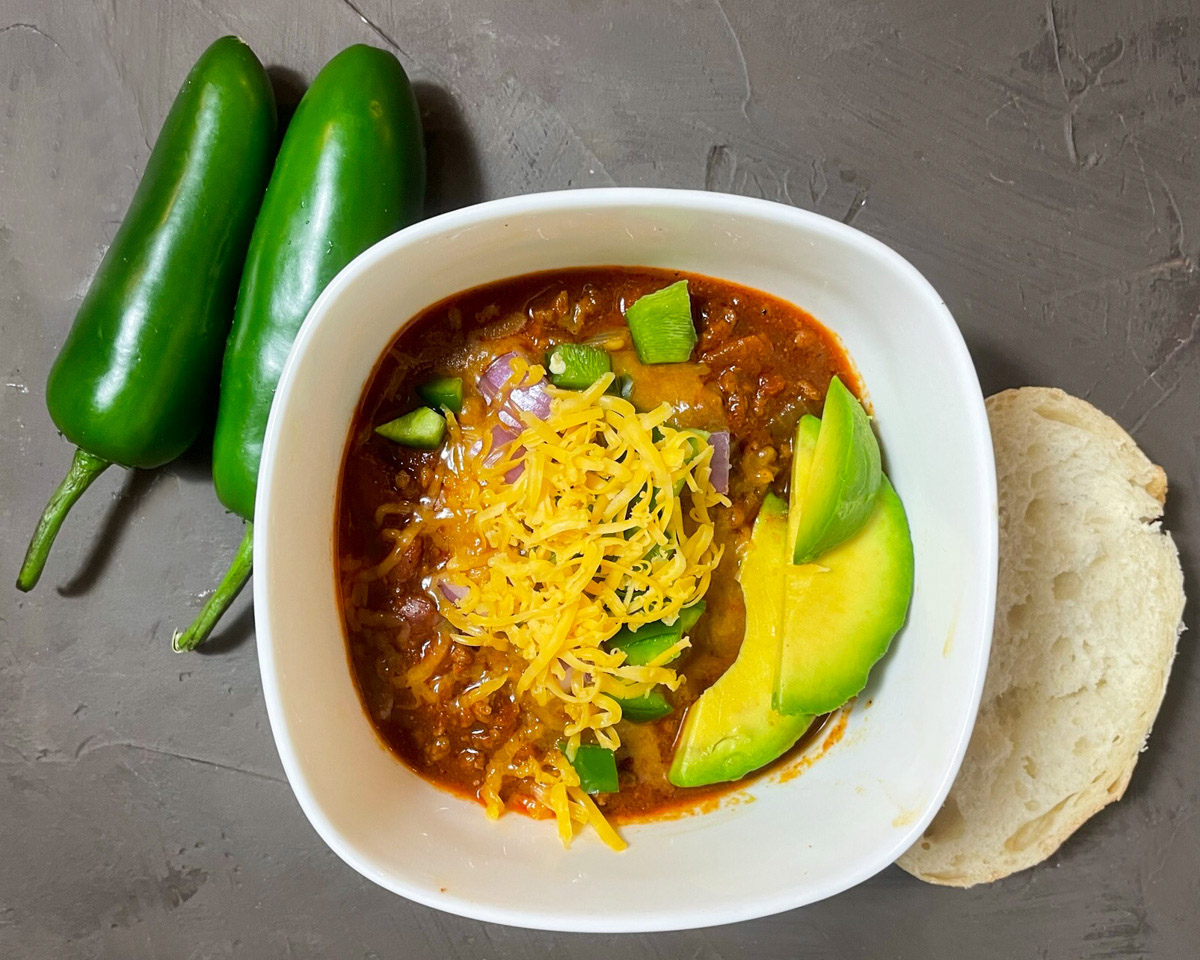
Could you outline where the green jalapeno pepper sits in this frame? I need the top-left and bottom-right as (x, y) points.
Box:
(16, 37), (277, 592)
(173, 44), (426, 651)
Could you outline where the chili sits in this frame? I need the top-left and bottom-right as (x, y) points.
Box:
(338, 267), (858, 821)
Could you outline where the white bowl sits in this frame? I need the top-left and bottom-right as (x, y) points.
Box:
(255, 188), (997, 932)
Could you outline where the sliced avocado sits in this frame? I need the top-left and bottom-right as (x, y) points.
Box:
(669, 495), (814, 787)
(786, 414), (822, 559)
(774, 476), (914, 716)
(791, 376), (881, 564)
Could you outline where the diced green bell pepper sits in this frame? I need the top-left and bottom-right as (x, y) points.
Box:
(608, 601), (706, 666)
(624, 280), (697, 364)
(375, 407), (446, 448)
(546, 343), (611, 390)
(416, 376), (463, 413)
(614, 689), (673, 722)
(565, 742), (619, 793)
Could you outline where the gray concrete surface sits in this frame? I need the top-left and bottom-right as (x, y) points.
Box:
(1, 0), (1197, 956)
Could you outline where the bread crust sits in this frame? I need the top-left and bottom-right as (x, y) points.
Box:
(897, 387), (1185, 887)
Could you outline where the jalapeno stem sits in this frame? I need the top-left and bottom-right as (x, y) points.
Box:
(16, 447), (112, 591)
(173, 524), (254, 652)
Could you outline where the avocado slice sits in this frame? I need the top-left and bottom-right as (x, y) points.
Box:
(669, 494), (815, 787)
(791, 376), (881, 564)
(787, 414), (822, 558)
(774, 476), (914, 716)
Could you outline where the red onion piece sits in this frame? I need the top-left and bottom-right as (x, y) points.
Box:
(437, 578), (469, 604)
(478, 354), (551, 483)
(485, 424), (521, 464)
(479, 352), (519, 402)
(480, 352), (552, 427)
(484, 425), (526, 483)
(508, 382), (552, 420)
(497, 405), (523, 431)
(708, 431), (731, 494)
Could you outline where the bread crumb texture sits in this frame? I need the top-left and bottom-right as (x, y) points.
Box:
(898, 387), (1185, 886)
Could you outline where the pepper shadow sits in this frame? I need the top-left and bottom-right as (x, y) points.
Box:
(265, 65), (308, 139)
(413, 81), (484, 216)
(165, 401), (221, 484)
(57, 468), (157, 597)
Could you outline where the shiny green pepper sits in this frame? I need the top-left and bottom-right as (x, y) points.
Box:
(17, 37), (277, 592)
(174, 44), (426, 651)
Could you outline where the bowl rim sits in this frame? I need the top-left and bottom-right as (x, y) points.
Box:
(254, 186), (998, 932)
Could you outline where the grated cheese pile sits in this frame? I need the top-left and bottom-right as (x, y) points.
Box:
(385, 358), (727, 848)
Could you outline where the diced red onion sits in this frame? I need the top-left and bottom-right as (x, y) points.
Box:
(500, 440), (527, 481)
(479, 352), (552, 422)
(508, 382), (552, 420)
(485, 425), (521, 467)
(478, 354), (551, 483)
(437, 578), (469, 604)
(554, 661), (595, 696)
(497, 404), (523, 431)
(709, 431), (731, 494)
(479, 352), (519, 402)
(497, 382), (552, 430)
(484, 425), (526, 483)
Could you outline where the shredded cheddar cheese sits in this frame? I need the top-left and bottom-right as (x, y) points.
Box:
(373, 360), (727, 848)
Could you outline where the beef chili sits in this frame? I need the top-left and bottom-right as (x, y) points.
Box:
(337, 267), (859, 848)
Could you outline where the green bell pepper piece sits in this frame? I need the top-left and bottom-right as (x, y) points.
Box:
(615, 690), (674, 722)
(376, 408), (446, 448)
(566, 743), (619, 794)
(608, 602), (706, 666)
(624, 280), (697, 364)
(417, 377), (463, 413)
(546, 343), (612, 389)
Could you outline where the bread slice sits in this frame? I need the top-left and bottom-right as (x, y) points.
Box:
(898, 387), (1185, 886)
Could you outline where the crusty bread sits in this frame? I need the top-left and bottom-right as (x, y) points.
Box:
(898, 387), (1186, 886)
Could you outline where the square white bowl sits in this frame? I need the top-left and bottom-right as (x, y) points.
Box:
(255, 188), (997, 932)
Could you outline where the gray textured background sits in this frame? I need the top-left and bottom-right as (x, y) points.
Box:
(2, 0), (1197, 957)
